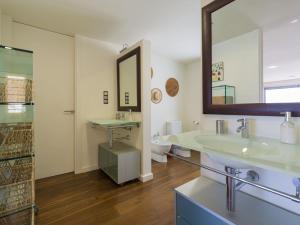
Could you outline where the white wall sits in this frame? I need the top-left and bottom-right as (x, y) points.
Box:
(151, 53), (186, 136)
(11, 23), (75, 179)
(1, 14), (12, 46)
(114, 40), (153, 182)
(75, 37), (153, 182)
(75, 35), (119, 173)
(182, 60), (202, 131)
(212, 30), (262, 103)
(139, 40), (152, 181)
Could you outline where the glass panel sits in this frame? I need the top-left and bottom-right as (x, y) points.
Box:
(0, 47), (33, 79)
(0, 77), (33, 104)
(0, 208), (33, 225)
(212, 85), (235, 105)
(0, 105), (33, 123)
(0, 47), (33, 218)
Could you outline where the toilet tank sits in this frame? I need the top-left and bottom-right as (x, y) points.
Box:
(166, 120), (182, 135)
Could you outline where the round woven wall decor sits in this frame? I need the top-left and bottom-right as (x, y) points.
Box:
(165, 78), (179, 97)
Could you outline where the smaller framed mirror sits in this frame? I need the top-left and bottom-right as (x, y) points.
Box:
(117, 47), (141, 112)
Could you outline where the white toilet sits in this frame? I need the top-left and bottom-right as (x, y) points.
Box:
(166, 120), (191, 158)
(151, 120), (191, 163)
(151, 136), (171, 163)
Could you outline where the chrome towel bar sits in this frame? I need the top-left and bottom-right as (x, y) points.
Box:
(166, 152), (300, 203)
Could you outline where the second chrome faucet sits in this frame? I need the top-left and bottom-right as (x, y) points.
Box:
(236, 118), (249, 138)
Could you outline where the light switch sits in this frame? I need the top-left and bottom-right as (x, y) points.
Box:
(103, 91), (108, 104)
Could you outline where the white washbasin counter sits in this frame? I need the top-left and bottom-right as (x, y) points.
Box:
(89, 119), (140, 128)
(166, 130), (300, 177)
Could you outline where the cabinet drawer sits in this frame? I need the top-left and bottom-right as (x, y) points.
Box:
(176, 193), (230, 225)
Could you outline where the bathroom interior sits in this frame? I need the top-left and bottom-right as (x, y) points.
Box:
(0, 0), (300, 224)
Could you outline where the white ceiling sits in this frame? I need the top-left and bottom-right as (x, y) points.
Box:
(0, 0), (201, 63)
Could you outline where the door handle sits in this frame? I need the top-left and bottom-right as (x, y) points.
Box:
(64, 110), (75, 114)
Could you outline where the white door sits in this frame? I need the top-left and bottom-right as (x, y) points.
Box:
(12, 23), (75, 179)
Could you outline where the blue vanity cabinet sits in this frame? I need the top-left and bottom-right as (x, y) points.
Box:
(176, 216), (192, 225)
(175, 177), (300, 225)
(176, 193), (230, 225)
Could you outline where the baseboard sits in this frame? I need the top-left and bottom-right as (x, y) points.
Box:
(75, 165), (98, 174)
(139, 173), (154, 182)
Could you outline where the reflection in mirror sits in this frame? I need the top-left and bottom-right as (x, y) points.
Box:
(211, 0), (300, 105)
(119, 55), (137, 107)
(117, 47), (141, 112)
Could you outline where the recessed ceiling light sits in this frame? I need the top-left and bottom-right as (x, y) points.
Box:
(268, 65), (279, 69)
(290, 19), (299, 24)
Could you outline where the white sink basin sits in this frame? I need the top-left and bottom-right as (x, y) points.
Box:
(165, 130), (300, 177)
(195, 135), (274, 169)
(206, 153), (250, 169)
(89, 119), (140, 128)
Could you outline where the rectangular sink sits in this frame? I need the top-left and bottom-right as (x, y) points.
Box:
(89, 119), (140, 128)
(195, 134), (282, 169)
(166, 130), (300, 177)
(90, 119), (141, 148)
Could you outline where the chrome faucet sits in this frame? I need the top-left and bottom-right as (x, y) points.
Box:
(236, 118), (249, 138)
(153, 132), (160, 140)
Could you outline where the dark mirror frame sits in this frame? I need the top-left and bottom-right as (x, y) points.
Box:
(117, 46), (141, 112)
(202, 0), (300, 117)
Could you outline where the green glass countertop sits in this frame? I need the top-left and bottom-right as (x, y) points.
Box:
(89, 119), (140, 128)
(166, 130), (300, 177)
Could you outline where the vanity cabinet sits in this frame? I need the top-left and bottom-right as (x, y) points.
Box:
(176, 194), (229, 225)
(99, 142), (140, 184)
(175, 177), (300, 225)
(176, 216), (192, 225)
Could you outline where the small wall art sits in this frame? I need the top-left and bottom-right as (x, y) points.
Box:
(151, 88), (162, 104)
(212, 61), (224, 82)
(151, 67), (154, 79)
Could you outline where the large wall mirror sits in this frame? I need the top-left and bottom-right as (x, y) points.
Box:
(203, 0), (300, 116)
(117, 47), (141, 112)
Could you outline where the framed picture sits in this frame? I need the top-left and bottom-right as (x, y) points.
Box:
(151, 88), (162, 104)
(212, 62), (224, 82)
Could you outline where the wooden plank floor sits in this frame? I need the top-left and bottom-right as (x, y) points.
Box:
(35, 154), (200, 225)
